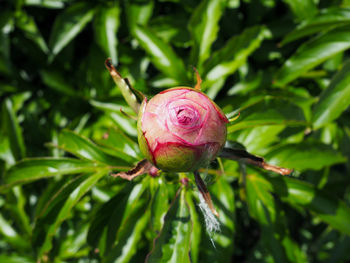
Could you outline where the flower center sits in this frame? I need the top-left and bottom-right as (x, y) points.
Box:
(176, 108), (194, 125)
(169, 104), (201, 129)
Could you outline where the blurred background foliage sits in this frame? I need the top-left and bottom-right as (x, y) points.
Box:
(1, 0), (350, 262)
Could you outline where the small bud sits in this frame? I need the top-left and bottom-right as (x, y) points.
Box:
(137, 87), (228, 172)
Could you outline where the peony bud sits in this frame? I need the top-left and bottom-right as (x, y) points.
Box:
(137, 87), (228, 172)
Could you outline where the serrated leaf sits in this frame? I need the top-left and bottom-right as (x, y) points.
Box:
(275, 25), (350, 86)
(94, 4), (120, 65)
(189, 0), (226, 67)
(56, 130), (130, 166)
(2, 158), (100, 190)
(265, 142), (346, 171)
(312, 60), (350, 129)
(147, 189), (192, 263)
(48, 2), (95, 61)
(133, 25), (188, 83)
(282, 7), (350, 45)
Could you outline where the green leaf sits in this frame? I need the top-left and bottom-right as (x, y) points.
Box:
(227, 96), (307, 133)
(312, 60), (350, 129)
(275, 25), (350, 86)
(189, 0), (226, 68)
(246, 174), (276, 225)
(2, 158), (100, 189)
(48, 2), (95, 61)
(94, 4), (120, 65)
(185, 189), (201, 263)
(0, 254), (35, 263)
(0, 213), (29, 250)
(203, 26), (267, 98)
(24, 0), (66, 9)
(87, 184), (132, 249)
(40, 69), (76, 96)
(246, 174), (306, 263)
(6, 186), (32, 237)
(149, 14), (191, 48)
(35, 170), (107, 258)
(268, 175), (350, 235)
(147, 188), (192, 263)
(2, 98), (26, 161)
(282, 0), (317, 21)
(133, 25), (188, 83)
(125, 0), (154, 33)
(265, 142), (346, 171)
(150, 177), (169, 236)
(16, 12), (48, 54)
(96, 128), (140, 162)
(103, 203), (149, 263)
(282, 7), (350, 45)
(104, 181), (149, 256)
(0, 10), (13, 76)
(56, 130), (130, 166)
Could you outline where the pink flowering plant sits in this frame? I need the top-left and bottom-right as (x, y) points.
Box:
(2, 2), (350, 262)
(105, 59), (292, 219)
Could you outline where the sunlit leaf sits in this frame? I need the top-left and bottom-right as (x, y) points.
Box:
(2, 98), (26, 161)
(16, 12), (49, 54)
(189, 0), (226, 68)
(94, 4), (120, 65)
(265, 142), (346, 171)
(312, 60), (350, 129)
(2, 158), (101, 189)
(282, 7), (350, 45)
(49, 2), (95, 61)
(133, 25), (188, 83)
(35, 170), (107, 259)
(203, 26), (267, 98)
(147, 188), (192, 263)
(275, 25), (350, 86)
(282, 0), (317, 20)
(24, 0), (66, 9)
(56, 130), (130, 166)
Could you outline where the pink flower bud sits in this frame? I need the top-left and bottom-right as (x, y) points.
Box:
(137, 87), (228, 172)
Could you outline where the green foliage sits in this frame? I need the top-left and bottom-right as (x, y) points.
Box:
(0, 0), (350, 262)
